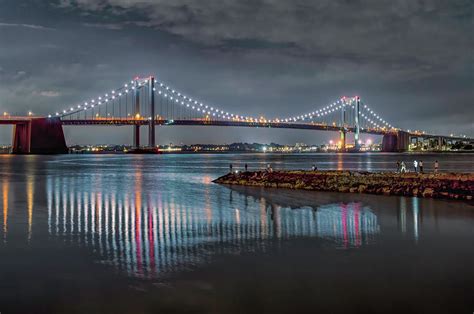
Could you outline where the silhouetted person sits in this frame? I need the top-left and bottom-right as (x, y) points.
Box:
(267, 163), (273, 173)
(419, 160), (423, 173)
(245, 163), (248, 171)
(400, 161), (407, 173)
(229, 163), (233, 173)
(434, 160), (439, 173)
(396, 161), (401, 173)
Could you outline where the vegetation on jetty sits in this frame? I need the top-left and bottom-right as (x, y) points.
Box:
(214, 171), (474, 201)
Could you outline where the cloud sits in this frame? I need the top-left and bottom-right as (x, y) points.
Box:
(12, 70), (28, 81)
(37, 90), (61, 97)
(57, 0), (473, 80)
(0, 22), (53, 30)
(82, 22), (123, 30)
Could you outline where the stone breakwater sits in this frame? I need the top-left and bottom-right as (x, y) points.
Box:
(213, 171), (474, 201)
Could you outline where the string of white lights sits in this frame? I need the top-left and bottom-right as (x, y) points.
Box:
(277, 97), (358, 123)
(49, 78), (146, 118)
(154, 80), (257, 121)
(360, 104), (394, 129)
(155, 79), (357, 123)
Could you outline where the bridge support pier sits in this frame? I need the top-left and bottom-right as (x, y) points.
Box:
(382, 130), (410, 152)
(12, 122), (31, 153)
(438, 136), (443, 151)
(12, 118), (68, 154)
(133, 125), (140, 149)
(340, 130), (346, 151)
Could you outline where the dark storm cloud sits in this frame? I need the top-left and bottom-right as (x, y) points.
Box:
(0, 0), (472, 144)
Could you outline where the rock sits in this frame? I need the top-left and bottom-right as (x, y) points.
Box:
(422, 187), (434, 197)
(295, 181), (305, 189)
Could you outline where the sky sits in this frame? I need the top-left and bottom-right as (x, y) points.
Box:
(0, 0), (472, 145)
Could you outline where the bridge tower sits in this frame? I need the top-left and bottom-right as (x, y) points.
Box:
(148, 76), (156, 147)
(133, 80), (140, 149)
(340, 102), (346, 150)
(354, 96), (361, 150)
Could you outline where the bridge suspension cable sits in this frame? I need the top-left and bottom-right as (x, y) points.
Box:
(49, 78), (148, 118)
(49, 75), (397, 133)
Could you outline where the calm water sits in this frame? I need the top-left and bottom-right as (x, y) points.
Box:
(0, 153), (473, 314)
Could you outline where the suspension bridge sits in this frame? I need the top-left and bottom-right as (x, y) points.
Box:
(0, 76), (471, 154)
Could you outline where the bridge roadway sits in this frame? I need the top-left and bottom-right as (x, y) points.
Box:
(60, 118), (472, 141)
(0, 117), (471, 141)
(61, 118), (389, 136)
(0, 116), (32, 124)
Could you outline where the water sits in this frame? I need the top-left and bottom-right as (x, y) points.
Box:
(0, 153), (473, 313)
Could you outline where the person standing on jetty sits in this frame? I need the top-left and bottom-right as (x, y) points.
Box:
(396, 161), (401, 172)
(400, 161), (407, 173)
(419, 160), (424, 173)
(245, 163), (248, 172)
(312, 164), (317, 171)
(229, 163), (233, 173)
(434, 160), (439, 173)
(413, 160), (418, 173)
(266, 164), (273, 173)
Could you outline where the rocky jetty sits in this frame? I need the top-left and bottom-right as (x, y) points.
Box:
(213, 171), (474, 201)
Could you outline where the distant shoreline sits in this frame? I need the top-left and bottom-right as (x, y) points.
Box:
(0, 148), (473, 155)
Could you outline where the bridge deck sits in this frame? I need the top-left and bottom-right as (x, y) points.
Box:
(1, 117), (470, 141)
(0, 116), (33, 124)
(61, 119), (389, 136)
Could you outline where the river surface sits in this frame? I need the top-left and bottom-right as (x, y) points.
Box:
(0, 153), (473, 313)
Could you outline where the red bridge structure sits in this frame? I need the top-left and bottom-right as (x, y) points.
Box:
(0, 76), (471, 154)
(1, 117), (67, 154)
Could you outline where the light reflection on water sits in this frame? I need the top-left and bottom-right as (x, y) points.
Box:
(2, 177), (8, 241)
(42, 174), (381, 278)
